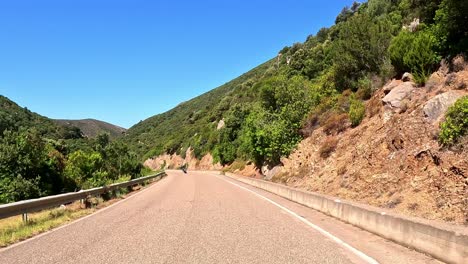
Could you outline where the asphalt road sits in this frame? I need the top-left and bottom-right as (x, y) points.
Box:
(0, 171), (440, 264)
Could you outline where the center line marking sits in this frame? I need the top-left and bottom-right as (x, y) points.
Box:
(218, 175), (380, 264)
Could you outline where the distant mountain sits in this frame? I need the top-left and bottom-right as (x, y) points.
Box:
(0, 95), (125, 140)
(55, 119), (126, 139)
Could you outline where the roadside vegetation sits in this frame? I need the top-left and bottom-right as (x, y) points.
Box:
(0, 179), (155, 247)
(0, 96), (144, 204)
(0, 204), (94, 247)
(124, 0), (467, 168)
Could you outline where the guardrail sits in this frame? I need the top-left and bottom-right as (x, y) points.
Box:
(0, 171), (166, 220)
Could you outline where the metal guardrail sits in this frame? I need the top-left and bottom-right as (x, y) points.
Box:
(0, 171), (166, 220)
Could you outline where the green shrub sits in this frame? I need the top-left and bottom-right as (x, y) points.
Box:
(439, 96), (468, 146)
(389, 29), (440, 85)
(349, 97), (366, 127)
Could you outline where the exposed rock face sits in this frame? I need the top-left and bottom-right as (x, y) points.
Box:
(144, 148), (222, 171)
(382, 79), (401, 94)
(423, 91), (465, 123)
(143, 153), (184, 170)
(382, 82), (415, 109)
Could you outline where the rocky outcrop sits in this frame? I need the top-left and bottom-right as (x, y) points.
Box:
(382, 79), (401, 94)
(143, 153), (184, 170)
(144, 148), (222, 171)
(382, 82), (415, 109)
(423, 91), (465, 124)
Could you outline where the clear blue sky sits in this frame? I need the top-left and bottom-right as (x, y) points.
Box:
(0, 0), (354, 128)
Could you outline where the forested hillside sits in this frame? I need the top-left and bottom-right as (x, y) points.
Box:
(0, 96), (78, 140)
(126, 0), (467, 167)
(0, 96), (142, 203)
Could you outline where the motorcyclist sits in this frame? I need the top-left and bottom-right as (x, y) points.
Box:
(181, 163), (188, 173)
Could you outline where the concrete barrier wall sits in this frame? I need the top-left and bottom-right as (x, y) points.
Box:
(224, 172), (468, 264)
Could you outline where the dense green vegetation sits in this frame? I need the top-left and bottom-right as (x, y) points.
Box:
(0, 97), (142, 203)
(124, 0), (467, 167)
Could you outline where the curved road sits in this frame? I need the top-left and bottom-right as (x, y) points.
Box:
(0, 171), (440, 264)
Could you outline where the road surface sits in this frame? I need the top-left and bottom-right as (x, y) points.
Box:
(0, 171), (440, 264)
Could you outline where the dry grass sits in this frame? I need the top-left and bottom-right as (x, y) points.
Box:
(322, 113), (349, 135)
(452, 54), (467, 72)
(222, 159), (247, 173)
(300, 112), (320, 137)
(0, 180), (156, 248)
(319, 137), (339, 159)
(337, 165), (347, 175)
(366, 95), (382, 118)
(0, 203), (94, 247)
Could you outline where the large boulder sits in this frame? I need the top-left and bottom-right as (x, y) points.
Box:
(423, 91), (465, 123)
(382, 82), (415, 109)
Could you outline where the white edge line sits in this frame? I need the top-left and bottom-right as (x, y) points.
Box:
(0, 176), (167, 252)
(218, 175), (380, 264)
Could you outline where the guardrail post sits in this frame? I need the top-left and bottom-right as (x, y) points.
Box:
(22, 213), (28, 223)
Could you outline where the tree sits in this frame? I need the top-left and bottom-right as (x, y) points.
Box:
(0, 129), (65, 203)
(389, 29), (440, 84)
(332, 13), (393, 90)
(432, 0), (468, 55)
(95, 132), (110, 151)
(59, 125), (83, 139)
(64, 150), (107, 189)
(239, 75), (313, 165)
(316, 27), (330, 43)
(214, 104), (250, 165)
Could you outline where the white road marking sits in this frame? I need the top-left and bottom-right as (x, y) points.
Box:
(0, 176), (167, 252)
(219, 175), (380, 264)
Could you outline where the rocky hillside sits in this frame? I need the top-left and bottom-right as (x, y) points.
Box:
(55, 119), (126, 139)
(241, 63), (468, 225)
